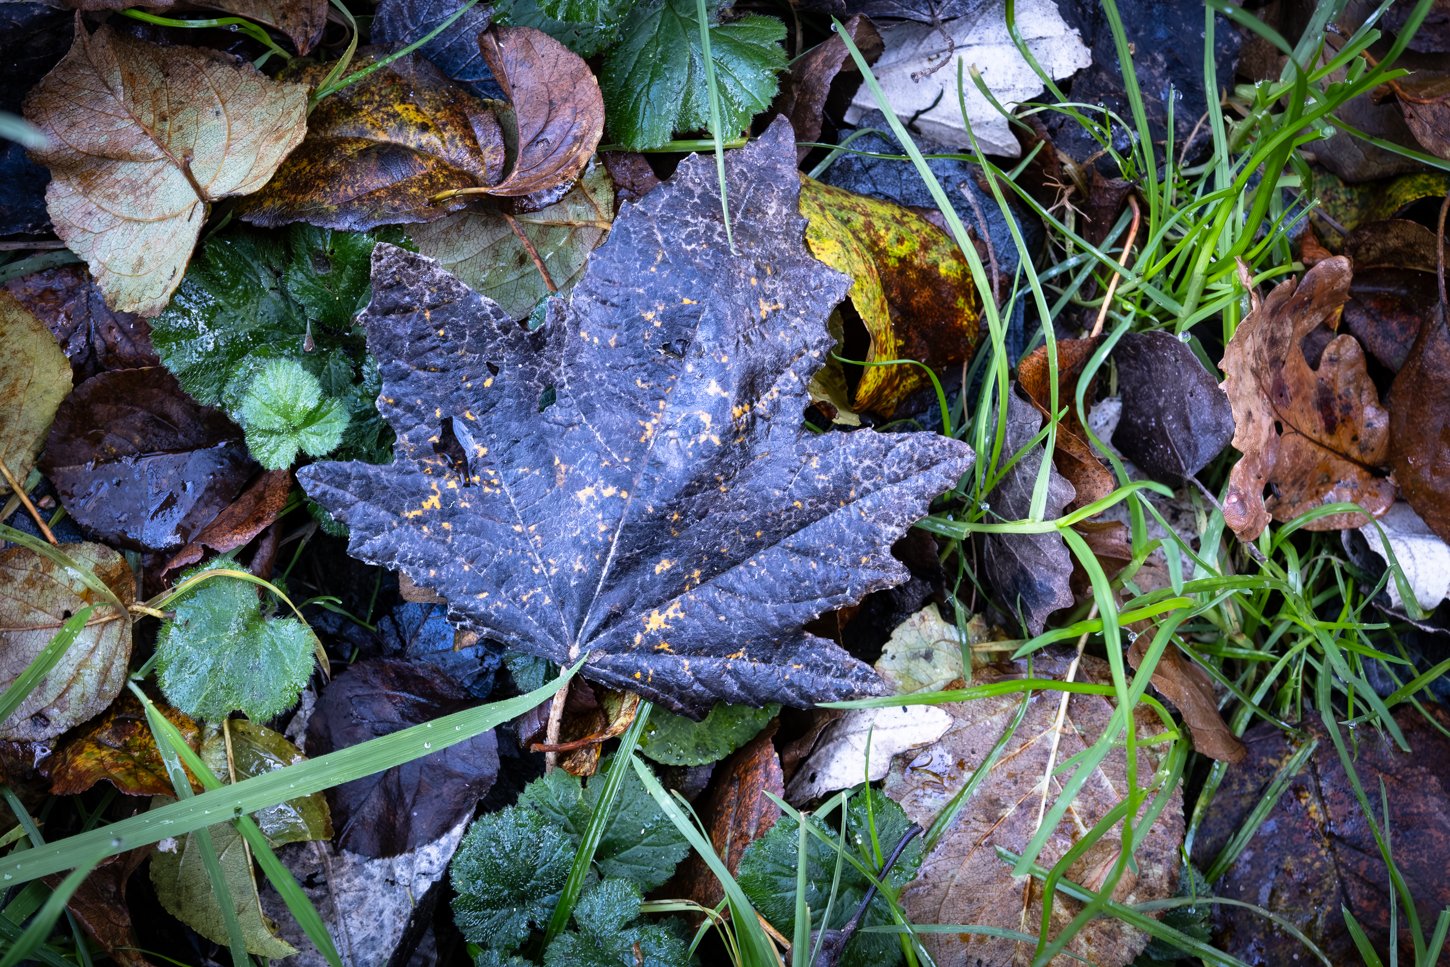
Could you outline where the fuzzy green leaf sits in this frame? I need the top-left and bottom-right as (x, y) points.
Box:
(236, 359), (348, 469)
(639, 702), (777, 766)
(737, 788), (923, 967)
(599, 0), (785, 149)
(543, 878), (692, 967)
(154, 568), (316, 722)
(452, 805), (574, 950)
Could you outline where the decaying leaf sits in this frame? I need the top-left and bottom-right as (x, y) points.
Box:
(1356, 501), (1450, 609)
(305, 658), (498, 857)
(799, 176), (981, 416)
(884, 653), (1184, 967)
(69, 0), (329, 55)
(23, 25), (308, 315)
(299, 120), (973, 713)
(163, 469), (292, 576)
(48, 852), (151, 967)
(1391, 71), (1450, 160)
(875, 603), (969, 694)
(1130, 639), (1243, 763)
(40, 368), (257, 552)
(1112, 330), (1234, 482)
(373, 0), (499, 98)
(1388, 303), (1450, 543)
(774, 15), (883, 159)
(1018, 336), (1114, 506)
(1341, 219), (1438, 372)
(981, 388), (1076, 636)
(478, 26), (604, 197)
(1220, 256), (1394, 540)
(410, 162), (615, 319)
(0, 290), (70, 492)
(6, 266), (158, 381)
(205, 719), (331, 845)
(240, 52), (506, 231)
(49, 692), (201, 797)
(785, 704), (951, 802)
(0, 542), (134, 743)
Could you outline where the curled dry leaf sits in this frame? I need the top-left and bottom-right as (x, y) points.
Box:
(785, 704), (951, 802)
(240, 52), (506, 231)
(1388, 305), (1450, 543)
(23, 24), (308, 316)
(1220, 256), (1394, 540)
(479, 26), (605, 197)
(1018, 336), (1114, 507)
(0, 290), (70, 492)
(0, 542), (134, 743)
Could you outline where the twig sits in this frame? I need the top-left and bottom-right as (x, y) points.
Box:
(809, 822), (923, 967)
(1091, 194), (1141, 338)
(0, 462), (56, 546)
(542, 680), (570, 773)
(505, 211), (559, 294)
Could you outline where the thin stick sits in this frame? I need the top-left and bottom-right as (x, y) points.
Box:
(0, 462), (56, 546)
(1091, 195), (1141, 338)
(505, 211), (559, 294)
(542, 681), (570, 773)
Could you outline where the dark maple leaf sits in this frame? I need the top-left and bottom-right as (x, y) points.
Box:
(299, 120), (973, 713)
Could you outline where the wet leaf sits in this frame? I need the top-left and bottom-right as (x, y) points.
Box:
(1220, 256), (1395, 540)
(239, 52), (505, 231)
(162, 469), (292, 576)
(0, 290), (70, 492)
(884, 653), (1184, 967)
(599, 0), (786, 150)
(22, 25), (307, 315)
(875, 603), (969, 694)
(203, 719), (330, 846)
(0, 542), (133, 743)
(235, 358), (348, 469)
(639, 701), (777, 767)
(981, 389), (1076, 636)
(479, 25), (604, 197)
(5, 266), (158, 381)
(495, 0), (629, 59)
(305, 658), (498, 857)
(154, 565), (316, 722)
(49, 852), (151, 967)
(1341, 219), (1439, 374)
(410, 162), (615, 319)
(1192, 704), (1450, 965)
(150, 818), (297, 958)
(69, 0), (328, 55)
(49, 692), (201, 797)
(786, 704), (951, 802)
(1391, 71), (1450, 160)
(374, 0), (501, 98)
(1388, 306), (1450, 542)
(299, 120), (973, 713)
(452, 804), (573, 949)
(774, 15), (883, 159)
(1130, 640), (1243, 763)
(1018, 336), (1114, 506)
(40, 367), (256, 552)
(1112, 330), (1234, 482)
(800, 176), (981, 416)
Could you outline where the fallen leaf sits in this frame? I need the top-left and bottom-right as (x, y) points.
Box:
(845, 0), (1091, 157)
(1388, 304), (1450, 542)
(884, 653), (1184, 967)
(373, 0), (501, 98)
(49, 692), (201, 797)
(23, 24), (308, 315)
(299, 119), (974, 713)
(69, 0), (328, 55)
(478, 26), (604, 197)
(1391, 71), (1450, 160)
(773, 15), (883, 160)
(0, 290), (70, 492)
(786, 704), (952, 802)
(49, 852), (153, 967)
(1129, 639), (1244, 764)
(639, 702), (777, 767)
(305, 658), (499, 858)
(40, 367), (256, 553)
(875, 603), (968, 694)
(1018, 336), (1114, 506)
(410, 161), (615, 319)
(5, 266), (158, 381)
(239, 52), (505, 231)
(1341, 219), (1438, 372)
(1220, 256), (1395, 540)
(981, 388), (1076, 636)
(1112, 330), (1235, 482)
(162, 469), (292, 576)
(150, 817), (297, 958)
(800, 176), (981, 416)
(1356, 501), (1450, 609)
(206, 719), (330, 846)
(0, 542), (133, 743)
(1191, 704), (1450, 965)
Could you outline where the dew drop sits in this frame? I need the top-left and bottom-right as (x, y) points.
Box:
(423, 741), (432, 750)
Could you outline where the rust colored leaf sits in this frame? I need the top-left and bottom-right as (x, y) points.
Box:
(23, 24), (308, 315)
(1220, 256), (1394, 539)
(6, 266), (158, 381)
(1391, 71), (1450, 160)
(41, 367), (257, 552)
(1018, 336), (1114, 508)
(1342, 219), (1438, 372)
(1388, 304), (1450, 542)
(162, 469), (292, 576)
(773, 15), (883, 159)
(240, 52), (506, 232)
(49, 692), (201, 797)
(478, 26), (604, 197)
(799, 175), (981, 417)
(47, 850), (153, 967)
(1130, 639), (1244, 763)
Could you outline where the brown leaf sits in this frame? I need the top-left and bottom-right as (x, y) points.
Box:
(478, 26), (604, 197)
(23, 23), (308, 315)
(885, 653), (1184, 967)
(162, 469), (292, 577)
(1130, 639), (1243, 763)
(1388, 305), (1450, 542)
(239, 52), (506, 231)
(66, 0), (328, 54)
(1220, 256), (1394, 539)
(1342, 219), (1438, 372)
(40, 367), (257, 552)
(46, 850), (154, 967)
(1391, 71), (1450, 160)
(6, 266), (158, 381)
(1112, 330), (1235, 483)
(49, 692), (202, 797)
(773, 15), (883, 159)
(1018, 336), (1115, 507)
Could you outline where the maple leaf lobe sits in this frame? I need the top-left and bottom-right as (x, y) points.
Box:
(300, 120), (973, 713)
